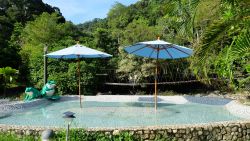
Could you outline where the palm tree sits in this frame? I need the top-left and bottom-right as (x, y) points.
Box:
(190, 0), (250, 90)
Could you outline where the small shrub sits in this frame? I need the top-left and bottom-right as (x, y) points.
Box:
(160, 90), (178, 96)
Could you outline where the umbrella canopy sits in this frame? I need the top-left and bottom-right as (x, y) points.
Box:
(124, 39), (193, 59)
(46, 44), (112, 59)
(124, 38), (193, 110)
(46, 44), (112, 108)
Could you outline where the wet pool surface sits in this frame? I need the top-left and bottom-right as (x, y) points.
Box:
(0, 100), (242, 128)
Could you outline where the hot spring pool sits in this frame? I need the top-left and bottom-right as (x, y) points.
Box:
(0, 95), (248, 128)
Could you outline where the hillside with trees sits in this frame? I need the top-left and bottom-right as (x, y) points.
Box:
(0, 0), (64, 68)
(0, 0), (249, 96)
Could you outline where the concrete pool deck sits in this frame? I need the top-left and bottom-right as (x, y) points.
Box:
(85, 95), (250, 119)
(1, 95), (250, 119)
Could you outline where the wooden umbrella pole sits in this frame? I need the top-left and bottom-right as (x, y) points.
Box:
(155, 47), (159, 111)
(154, 64), (158, 111)
(78, 56), (82, 108)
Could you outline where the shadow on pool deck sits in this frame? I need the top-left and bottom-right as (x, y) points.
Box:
(126, 102), (176, 108)
(183, 96), (232, 105)
(134, 97), (176, 107)
(57, 96), (79, 102)
(138, 96), (164, 102)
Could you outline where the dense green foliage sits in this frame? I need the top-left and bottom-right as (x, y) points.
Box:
(0, 0), (249, 95)
(0, 0), (63, 68)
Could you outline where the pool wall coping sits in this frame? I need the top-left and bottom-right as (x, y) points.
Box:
(1, 119), (250, 131)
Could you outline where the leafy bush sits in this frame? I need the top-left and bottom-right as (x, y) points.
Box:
(0, 132), (37, 141)
(53, 129), (138, 141)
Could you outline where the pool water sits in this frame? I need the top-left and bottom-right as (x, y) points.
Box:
(0, 101), (242, 128)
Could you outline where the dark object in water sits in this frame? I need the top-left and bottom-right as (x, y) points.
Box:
(0, 112), (11, 119)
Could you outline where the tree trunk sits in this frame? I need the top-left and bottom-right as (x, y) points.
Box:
(3, 81), (6, 97)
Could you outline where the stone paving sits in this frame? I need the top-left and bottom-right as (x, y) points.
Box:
(226, 100), (250, 119)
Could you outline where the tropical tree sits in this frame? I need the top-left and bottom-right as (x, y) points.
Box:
(0, 0), (62, 69)
(20, 12), (75, 87)
(117, 18), (161, 82)
(1, 0), (249, 95)
(21, 12), (109, 95)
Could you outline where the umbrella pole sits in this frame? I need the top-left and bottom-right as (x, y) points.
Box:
(155, 49), (159, 111)
(154, 62), (158, 111)
(78, 57), (82, 108)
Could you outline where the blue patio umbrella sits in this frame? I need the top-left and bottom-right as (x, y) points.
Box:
(46, 43), (112, 107)
(124, 38), (193, 110)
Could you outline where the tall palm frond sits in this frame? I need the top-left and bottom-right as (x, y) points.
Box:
(231, 32), (250, 58)
(191, 19), (234, 81)
(191, 0), (249, 79)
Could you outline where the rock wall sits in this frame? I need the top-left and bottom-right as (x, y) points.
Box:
(1, 121), (250, 141)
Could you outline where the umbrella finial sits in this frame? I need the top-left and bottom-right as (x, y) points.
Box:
(157, 37), (160, 40)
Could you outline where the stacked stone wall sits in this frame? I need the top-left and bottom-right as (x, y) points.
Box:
(1, 121), (250, 141)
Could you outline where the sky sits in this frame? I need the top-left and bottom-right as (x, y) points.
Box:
(42, 0), (139, 24)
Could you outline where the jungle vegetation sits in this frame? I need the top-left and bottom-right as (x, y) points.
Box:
(0, 0), (249, 96)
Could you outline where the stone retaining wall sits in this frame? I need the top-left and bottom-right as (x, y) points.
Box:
(1, 121), (250, 141)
